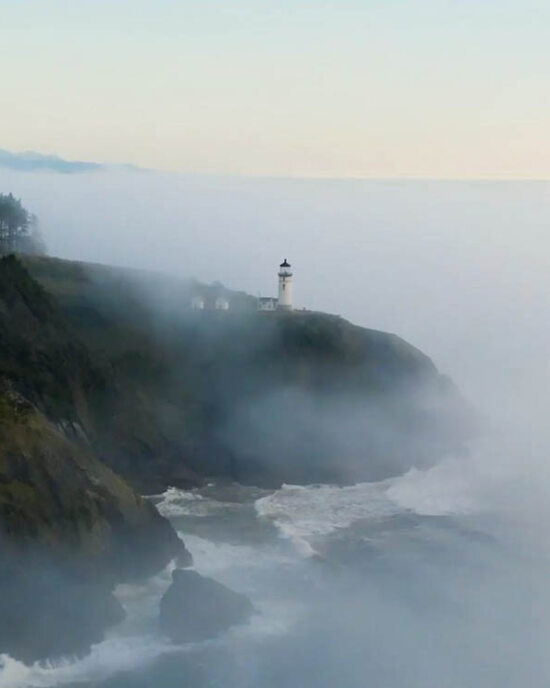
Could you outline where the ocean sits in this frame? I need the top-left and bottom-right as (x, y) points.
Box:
(3, 450), (549, 688)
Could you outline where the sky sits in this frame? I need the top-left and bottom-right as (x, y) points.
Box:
(2, 0), (550, 178)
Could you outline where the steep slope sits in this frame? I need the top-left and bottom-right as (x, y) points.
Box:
(21, 255), (476, 489)
(0, 254), (476, 657)
(0, 380), (182, 578)
(0, 256), (186, 661)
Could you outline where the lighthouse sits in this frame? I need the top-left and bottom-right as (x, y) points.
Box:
(278, 259), (293, 310)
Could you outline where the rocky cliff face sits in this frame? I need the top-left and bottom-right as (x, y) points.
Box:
(0, 381), (186, 662)
(0, 256), (186, 661)
(0, 379), (184, 579)
(159, 568), (254, 643)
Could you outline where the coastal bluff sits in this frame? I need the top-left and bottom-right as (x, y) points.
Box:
(0, 254), (475, 661)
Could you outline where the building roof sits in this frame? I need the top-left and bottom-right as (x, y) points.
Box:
(280, 259), (291, 268)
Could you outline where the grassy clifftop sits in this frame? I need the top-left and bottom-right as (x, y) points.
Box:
(17, 254), (475, 489)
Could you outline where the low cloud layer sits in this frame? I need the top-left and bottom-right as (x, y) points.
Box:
(1, 169), (548, 405)
(1, 167), (550, 686)
(1, 167), (549, 502)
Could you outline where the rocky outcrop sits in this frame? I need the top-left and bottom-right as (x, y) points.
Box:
(0, 557), (125, 664)
(0, 381), (188, 661)
(0, 257), (189, 661)
(0, 379), (186, 578)
(159, 569), (254, 643)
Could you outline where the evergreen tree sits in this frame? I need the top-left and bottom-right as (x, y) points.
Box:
(0, 194), (46, 255)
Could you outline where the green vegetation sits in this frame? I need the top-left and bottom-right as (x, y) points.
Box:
(11, 254), (474, 489)
(0, 256), (187, 661)
(0, 379), (180, 572)
(0, 193), (45, 255)
(0, 252), (476, 545)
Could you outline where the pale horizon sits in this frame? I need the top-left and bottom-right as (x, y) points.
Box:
(4, 147), (550, 182)
(3, 0), (549, 179)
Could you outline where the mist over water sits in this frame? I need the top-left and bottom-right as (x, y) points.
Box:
(1, 168), (550, 687)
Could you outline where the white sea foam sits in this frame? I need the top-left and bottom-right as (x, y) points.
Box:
(386, 459), (481, 516)
(183, 533), (306, 643)
(0, 635), (176, 688)
(255, 463), (481, 556)
(182, 533), (295, 582)
(255, 482), (401, 556)
(153, 486), (206, 517)
(154, 486), (243, 518)
(113, 561), (175, 633)
(0, 529), (303, 688)
(1, 467), (482, 687)
(0, 559), (180, 688)
(0, 535), (295, 688)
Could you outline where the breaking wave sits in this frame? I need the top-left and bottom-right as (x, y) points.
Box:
(153, 486), (206, 517)
(154, 486), (244, 518)
(255, 460), (481, 556)
(386, 458), (481, 516)
(0, 636), (176, 688)
(255, 481), (400, 556)
(1, 461), (484, 687)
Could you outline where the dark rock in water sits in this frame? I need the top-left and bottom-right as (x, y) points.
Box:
(0, 562), (125, 664)
(175, 545), (193, 568)
(159, 569), (254, 643)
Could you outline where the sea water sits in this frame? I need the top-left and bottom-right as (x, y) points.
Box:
(2, 457), (550, 688)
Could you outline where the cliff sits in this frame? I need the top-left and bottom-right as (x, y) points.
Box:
(0, 256), (186, 661)
(0, 253), (475, 659)
(20, 255), (475, 489)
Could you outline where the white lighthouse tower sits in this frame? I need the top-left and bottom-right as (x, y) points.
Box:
(278, 259), (293, 310)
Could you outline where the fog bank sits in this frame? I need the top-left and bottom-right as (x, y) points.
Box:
(1, 169), (547, 410)
(1, 168), (550, 687)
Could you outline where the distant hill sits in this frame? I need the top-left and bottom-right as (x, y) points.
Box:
(0, 148), (139, 174)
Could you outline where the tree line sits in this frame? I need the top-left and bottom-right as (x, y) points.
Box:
(0, 193), (46, 255)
